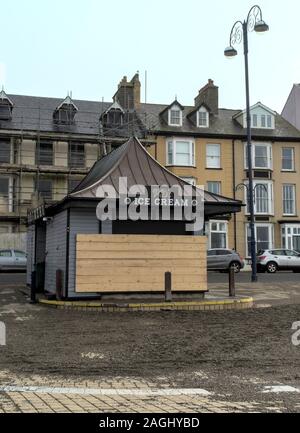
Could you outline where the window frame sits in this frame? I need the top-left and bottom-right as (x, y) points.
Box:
(197, 107), (209, 128)
(0, 177), (9, 196)
(283, 184), (296, 216)
(245, 180), (274, 215)
(281, 224), (300, 251)
(0, 139), (11, 164)
(244, 142), (273, 170)
(0, 105), (12, 120)
(0, 176), (13, 213)
(36, 141), (54, 166)
(252, 114), (258, 127)
(37, 179), (53, 201)
(69, 143), (85, 168)
(281, 147), (295, 171)
(166, 138), (195, 167)
(245, 223), (274, 257)
(248, 111), (274, 129)
(208, 220), (228, 249)
(168, 105), (183, 127)
(206, 143), (221, 169)
(207, 181), (221, 195)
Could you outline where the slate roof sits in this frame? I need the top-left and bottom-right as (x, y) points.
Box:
(70, 137), (242, 209)
(0, 93), (299, 141)
(137, 103), (300, 141)
(0, 94), (145, 137)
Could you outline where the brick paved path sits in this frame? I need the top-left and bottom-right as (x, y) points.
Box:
(0, 372), (299, 413)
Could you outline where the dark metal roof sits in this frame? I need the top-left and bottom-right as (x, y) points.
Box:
(70, 136), (242, 208)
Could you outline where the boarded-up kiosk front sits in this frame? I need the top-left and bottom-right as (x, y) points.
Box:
(27, 137), (242, 300)
(76, 234), (207, 293)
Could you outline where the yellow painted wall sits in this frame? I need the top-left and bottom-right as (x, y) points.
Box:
(149, 136), (236, 250)
(149, 135), (300, 256)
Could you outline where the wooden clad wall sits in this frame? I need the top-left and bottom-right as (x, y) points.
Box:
(75, 234), (207, 293)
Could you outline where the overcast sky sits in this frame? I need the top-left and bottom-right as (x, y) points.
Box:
(0, 0), (299, 112)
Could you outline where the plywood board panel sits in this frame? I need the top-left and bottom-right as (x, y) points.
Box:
(75, 234), (207, 293)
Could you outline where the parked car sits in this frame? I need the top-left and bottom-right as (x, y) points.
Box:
(0, 249), (27, 271)
(207, 248), (244, 273)
(257, 249), (300, 273)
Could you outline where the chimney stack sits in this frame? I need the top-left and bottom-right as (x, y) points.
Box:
(194, 79), (218, 115)
(113, 72), (141, 110)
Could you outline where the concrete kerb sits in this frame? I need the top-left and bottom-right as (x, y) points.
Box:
(37, 296), (254, 312)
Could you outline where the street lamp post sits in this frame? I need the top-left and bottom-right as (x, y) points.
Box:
(224, 5), (269, 282)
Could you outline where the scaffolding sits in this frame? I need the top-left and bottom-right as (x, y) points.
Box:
(0, 100), (156, 234)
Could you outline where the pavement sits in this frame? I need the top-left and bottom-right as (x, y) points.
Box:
(0, 271), (300, 413)
(207, 271), (300, 307)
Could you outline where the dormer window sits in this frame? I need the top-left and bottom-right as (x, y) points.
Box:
(101, 100), (124, 128)
(251, 113), (273, 129)
(168, 105), (182, 126)
(197, 106), (209, 127)
(0, 90), (13, 121)
(53, 96), (78, 125)
(234, 102), (276, 130)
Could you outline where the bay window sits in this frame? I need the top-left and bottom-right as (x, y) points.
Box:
(281, 224), (300, 252)
(246, 224), (274, 256)
(166, 139), (195, 166)
(244, 142), (272, 169)
(255, 183), (269, 213)
(255, 145), (268, 168)
(245, 181), (273, 215)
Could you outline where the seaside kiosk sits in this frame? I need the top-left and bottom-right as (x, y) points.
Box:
(27, 137), (242, 300)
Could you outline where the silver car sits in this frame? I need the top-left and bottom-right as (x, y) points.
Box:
(257, 249), (300, 273)
(0, 249), (27, 271)
(207, 248), (245, 273)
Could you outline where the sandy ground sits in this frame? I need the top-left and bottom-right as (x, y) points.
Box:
(1, 269), (300, 412)
(0, 286), (299, 410)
